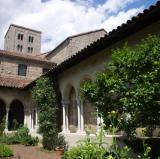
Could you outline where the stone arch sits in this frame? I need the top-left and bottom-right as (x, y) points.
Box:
(8, 99), (24, 130)
(0, 99), (6, 124)
(68, 86), (78, 133)
(63, 83), (77, 100)
(79, 76), (97, 133)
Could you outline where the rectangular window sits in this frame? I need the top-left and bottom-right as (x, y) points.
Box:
(18, 33), (23, 40)
(28, 36), (34, 42)
(18, 64), (27, 76)
(17, 45), (23, 52)
(27, 47), (33, 53)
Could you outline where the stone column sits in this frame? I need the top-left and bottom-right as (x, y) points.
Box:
(97, 114), (103, 132)
(5, 107), (9, 132)
(24, 106), (27, 126)
(62, 101), (66, 132)
(76, 99), (81, 133)
(35, 108), (38, 131)
(80, 100), (85, 133)
(62, 101), (70, 133)
(65, 102), (69, 132)
(29, 109), (32, 130)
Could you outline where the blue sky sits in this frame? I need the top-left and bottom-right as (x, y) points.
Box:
(0, 0), (158, 52)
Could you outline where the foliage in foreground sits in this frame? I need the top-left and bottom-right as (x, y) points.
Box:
(63, 126), (131, 159)
(81, 35), (160, 137)
(0, 144), (13, 157)
(31, 77), (58, 150)
(0, 126), (38, 146)
(0, 116), (5, 136)
(63, 122), (156, 159)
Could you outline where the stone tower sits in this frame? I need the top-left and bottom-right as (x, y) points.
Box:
(4, 24), (41, 55)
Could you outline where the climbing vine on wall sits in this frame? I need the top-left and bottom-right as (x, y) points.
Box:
(31, 77), (58, 150)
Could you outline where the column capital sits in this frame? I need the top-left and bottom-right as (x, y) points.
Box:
(61, 100), (69, 105)
(6, 107), (10, 112)
(76, 98), (81, 105)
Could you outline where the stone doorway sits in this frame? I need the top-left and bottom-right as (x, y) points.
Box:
(8, 100), (24, 130)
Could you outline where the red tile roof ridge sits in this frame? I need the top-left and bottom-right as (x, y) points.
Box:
(0, 76), (33, 89)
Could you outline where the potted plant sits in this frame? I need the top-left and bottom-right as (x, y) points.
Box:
(55, 135), (67, 156)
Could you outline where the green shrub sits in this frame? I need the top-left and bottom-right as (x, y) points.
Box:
(64, 142), (106, 159)
(63, 126), (132, 159)
(31, 77), (58, 150)
(0, 144), (13, 157)
(0, 116), (5, 135)
(15, 126), (38, 146)
(0, 126), (38, 146)
(21, 135), (39, 146)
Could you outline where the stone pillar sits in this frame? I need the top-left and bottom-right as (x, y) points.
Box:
(65, 102), (69, 132)
(62, 101), (66, 132)
(29, 109), (32, 129)
(76, 99), (81, 133)
(97, 114), (103, 132)
(24, 106), (27, 126)
(5, 107), (9, 132)
(80, 100), (85, 133)
(35, 108), (38, 131)
(62, 101), (70, 133)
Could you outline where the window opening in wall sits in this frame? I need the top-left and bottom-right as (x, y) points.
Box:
(28, 47), (33, 53)
(17, 45), (23, 52)
(28, 36), (34, 43)
(18, 64), (27, 76)
(18, 33), (23, 40)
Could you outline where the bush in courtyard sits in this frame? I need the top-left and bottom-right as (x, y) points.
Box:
(0, 116), (5, 135)
(63, 126), (132, 159)
(0, 126), (38, 146)
(31, 77), (58, 150)
(0, 144), (13, 157)
(15, 126), (38, 146)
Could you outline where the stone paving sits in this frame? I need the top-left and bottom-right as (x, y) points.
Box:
(7, 145), (61, 159)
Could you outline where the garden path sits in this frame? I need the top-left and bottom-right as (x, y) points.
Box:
(8, 145), (61, 159)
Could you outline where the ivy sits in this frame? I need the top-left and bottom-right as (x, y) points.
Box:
(31, 77), (58, 150)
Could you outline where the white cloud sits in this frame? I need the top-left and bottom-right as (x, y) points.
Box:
(0, 0), (143, 53)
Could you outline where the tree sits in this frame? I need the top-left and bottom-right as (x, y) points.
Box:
(31, 77), (58, 150)
(81, 35), (160, 136)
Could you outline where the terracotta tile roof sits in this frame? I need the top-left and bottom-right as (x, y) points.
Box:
(0, 77), (32, 89)
(0, 50), (56, 66)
